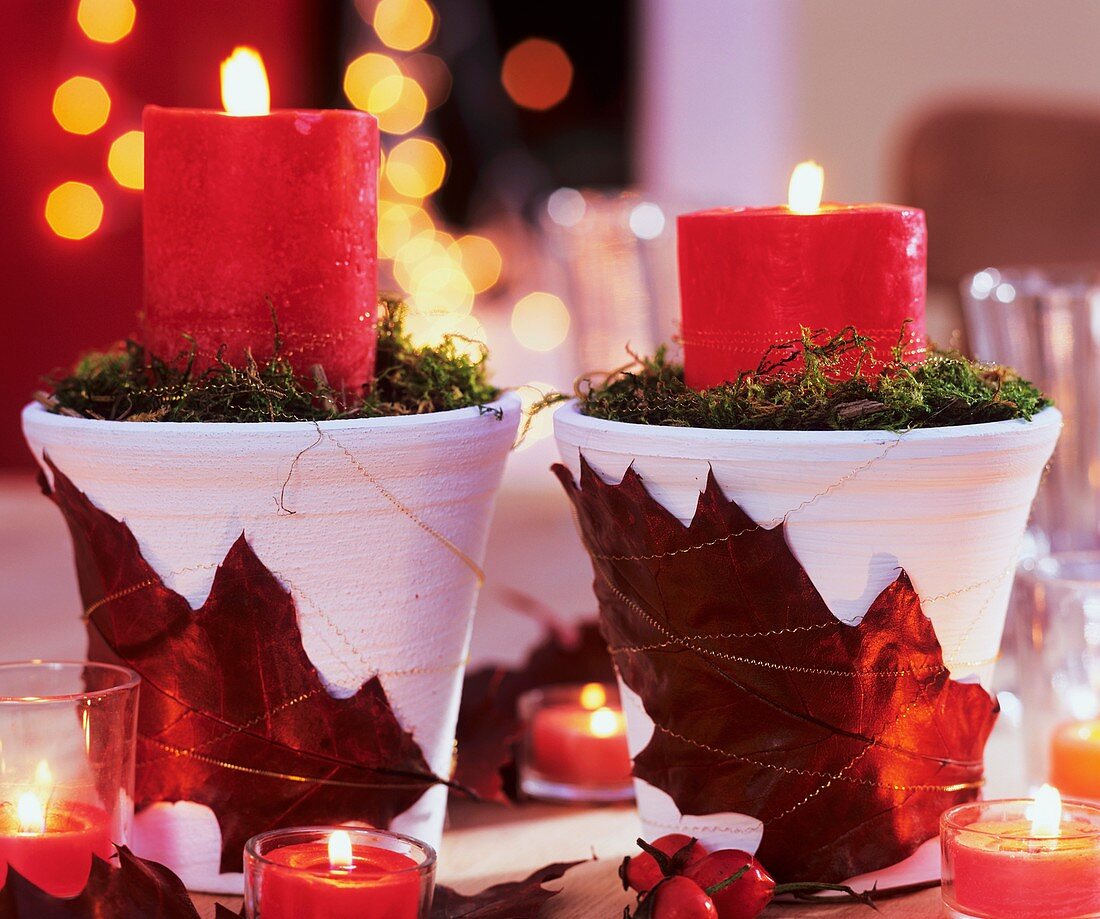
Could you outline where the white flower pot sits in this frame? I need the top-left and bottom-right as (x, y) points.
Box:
(554, 401), (1061, 886)
(23, 395), (520, 893)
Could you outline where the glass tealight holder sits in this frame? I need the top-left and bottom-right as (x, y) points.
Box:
(244, 826), (436, 919)
(941, 798), (1100, 919)
(0, 660), (140, 898)
(518, 682), (634, 803)
(1012, 552), (1100, 800)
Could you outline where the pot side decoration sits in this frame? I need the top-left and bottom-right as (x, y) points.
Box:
(553, 163), (1061, 886)
(22, 50), (519, 894)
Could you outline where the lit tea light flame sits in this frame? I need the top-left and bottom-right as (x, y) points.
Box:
(589, 707), (622, 739)
(328, 829), (354, 870)
(788, 160), (824, 214)
(579, 683), (607, 711)
(17, 793), (45, 835)
(1029, 783), (1063, 837)
(221, 46), (270, 116)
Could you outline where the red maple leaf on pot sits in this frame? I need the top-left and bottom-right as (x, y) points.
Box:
(554, 459), (998, 883)
(43, 458), (442, 872)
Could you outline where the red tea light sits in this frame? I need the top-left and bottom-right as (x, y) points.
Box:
(519, 683), (633, 803)
(1051, 720), (1100, 801)
(0, 762), (113, 897)
(244, 826), (435, 919)
(941, 785), (1100, 919)
(0, 661), (138, 898)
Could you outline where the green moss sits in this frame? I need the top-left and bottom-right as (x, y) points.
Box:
(559, 327), (1049, 432)
(41, 297), (499, 423)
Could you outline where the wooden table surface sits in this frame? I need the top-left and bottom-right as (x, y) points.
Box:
(189, 800), (944, 918)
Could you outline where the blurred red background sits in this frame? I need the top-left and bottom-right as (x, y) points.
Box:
(0, 0), (334, 467)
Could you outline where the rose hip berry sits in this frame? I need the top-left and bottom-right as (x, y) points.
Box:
(622, 834), (708, 894)
(646, 876), (717, 918)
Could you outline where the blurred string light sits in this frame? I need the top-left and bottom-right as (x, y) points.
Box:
(53, 76), (111, 135)
(107, 130), (144, 190)
(76, 0), (135, 44)
(47, 1), (140, 239)
(546, 187), (586, 227)
(373, 0), (435, 52)
(386, 137), (446, 199)
(629, 202), (666, 240)
(45, 182), (104, 240)
(511, 292), (570, 352)
(501, 38), (573, 111)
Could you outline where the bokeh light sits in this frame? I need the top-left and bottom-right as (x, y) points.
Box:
(344, 52), (402, 112)
(449, 235), (502, 293)
(501, 38), (573, 111)
(373, 0), (436, 52)
(386, 138), (446, 198)
(403, 53), (452, 110)
(376, 77), (428, 135)
(511, 292), (570, 351)
(76, 0), (135, 44)
(45, 182), (104, 240)
(516, 381), (556, 450)
(629, 202), (666, 240)
(546, 187), (586, 227)
(107, 130), (144, 190)
(404, 311), (486, 360)
(52, 76), (111, 135)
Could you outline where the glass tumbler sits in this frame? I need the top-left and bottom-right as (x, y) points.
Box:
(0, 660), (140, 897)
(245, 826), (436, 919)
(1013, 553), (1100, 799)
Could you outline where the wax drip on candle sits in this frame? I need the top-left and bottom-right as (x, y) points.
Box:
(1029, 783), (1063, 837)
(787, 160), (825, 214)
(220, 47), (270, 116)
(328, 829), (354, 871)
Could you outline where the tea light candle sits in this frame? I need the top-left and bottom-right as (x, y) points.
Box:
(1050, 720), (1100, 800)
(0, 662), (138, 899)
(941, 785), (1100, 919)
(519, 683), (633, 802)
(0, 761), (113, 898)
(244, 827), (435, 919)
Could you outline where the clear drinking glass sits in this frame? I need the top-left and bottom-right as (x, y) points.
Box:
(962, 266), (1100, 552)
(541, 188), (682, 374)
(0, 661), (140, 897)
(244, 826), (436, 919)
(1012, 553), (1100, 799)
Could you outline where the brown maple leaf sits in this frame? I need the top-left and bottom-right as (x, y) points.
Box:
(0, 847), (199, 919)
(430, 861), (584, 918)
(43, 458), (442, 872)
(554, 459), (998, 883)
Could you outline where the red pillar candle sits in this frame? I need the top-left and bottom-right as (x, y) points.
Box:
(0, 800), (114, 898)
(245, 828), (434, 919)
(678, 163), (927, 389)
(143, 51), (379, 390)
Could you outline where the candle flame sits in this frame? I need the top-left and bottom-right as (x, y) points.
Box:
(589, 707), (622, 739)
(788, 160), (824, 214)
(17, 793), (45, 835)
(220, 47), (270, 116)
(328, 829), (354, 870)
(1029, 783), (1063, 837)
(579, 683), (607, 711)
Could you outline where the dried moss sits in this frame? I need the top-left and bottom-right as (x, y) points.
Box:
(562, 327), (1049, 432)
(41, 298), (499, 423)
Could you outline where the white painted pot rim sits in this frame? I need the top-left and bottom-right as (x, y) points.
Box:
(23, 393), (520, 439)
(555, 399), (1062, 447)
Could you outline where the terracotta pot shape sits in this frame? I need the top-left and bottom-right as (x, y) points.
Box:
(24, 395), (520, 894)
(554, 402), (1061, 888)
